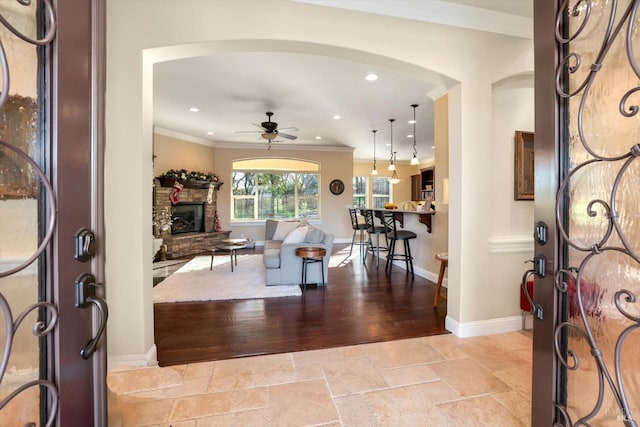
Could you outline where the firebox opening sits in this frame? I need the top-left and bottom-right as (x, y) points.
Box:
(171, 202), (205, 234)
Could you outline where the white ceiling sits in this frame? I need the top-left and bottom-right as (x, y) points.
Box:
(153, 0), (532, 163)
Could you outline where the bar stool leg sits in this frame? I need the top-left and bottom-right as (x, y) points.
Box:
(433, 260), (447, 307)
(404, 240), (414, 278)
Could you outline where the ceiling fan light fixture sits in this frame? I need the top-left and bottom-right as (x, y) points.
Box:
(262, 132), (277, 140)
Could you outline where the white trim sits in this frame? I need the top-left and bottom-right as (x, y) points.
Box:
(445, 315), (523, 338)
(108, 344), (157, 369)
(487, 235), (534, 253)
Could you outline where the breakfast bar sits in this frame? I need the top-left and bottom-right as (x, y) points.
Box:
(371, 207), (436, 233)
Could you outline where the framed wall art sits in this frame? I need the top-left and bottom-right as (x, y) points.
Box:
(514, 130), (534, 201)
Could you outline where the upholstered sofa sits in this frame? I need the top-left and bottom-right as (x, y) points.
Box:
(263, 219), (334, 286)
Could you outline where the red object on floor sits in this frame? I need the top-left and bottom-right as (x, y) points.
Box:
(520, 277), (535, 312)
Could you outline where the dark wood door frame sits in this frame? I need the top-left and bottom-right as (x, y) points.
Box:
(532, 1), (563, 425)
(50, 0), (106, 424)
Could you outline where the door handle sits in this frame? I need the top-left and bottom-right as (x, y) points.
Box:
(522, 254), (546, 320)
(75, 273), (108, 359)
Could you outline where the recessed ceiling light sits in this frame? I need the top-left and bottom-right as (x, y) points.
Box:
(431, 146), (436, 149)
(408, 119), (416, 124)
(189, 107), (199, 112)
(332, 114), (341, 120)
(384, 143), (391, 146)
(407, 134), (413, 138)
(207, 131), (214, 135)
(315, 136), (322, 140)
(365, 73), (378, 81)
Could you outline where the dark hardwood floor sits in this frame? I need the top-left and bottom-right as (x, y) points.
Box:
(154, 244), (447, 366)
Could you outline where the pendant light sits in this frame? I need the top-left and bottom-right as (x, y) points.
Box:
(371, 129), (378, 175)
(388, 119), (396, 171)
(410, 104), (420, 165)
(390, 152), (401, 184)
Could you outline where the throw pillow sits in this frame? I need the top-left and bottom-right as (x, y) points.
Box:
(304, 226), (325, 244)
(273, 221), (300, 240)
(265, 219), (279, 240)
(282, 225), (308, 244)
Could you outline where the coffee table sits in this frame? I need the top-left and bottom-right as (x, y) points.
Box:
(211, 239), (248, 272)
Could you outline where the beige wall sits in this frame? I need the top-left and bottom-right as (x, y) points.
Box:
(106, 0), (535, 362)
(153, 132), (216, 175)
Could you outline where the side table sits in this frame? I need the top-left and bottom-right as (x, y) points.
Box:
(295, 246), (326, 291)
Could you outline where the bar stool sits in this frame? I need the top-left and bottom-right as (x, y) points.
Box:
(382, 211), (416, 278)
(348, 208), (367, 259)
(361, 208), (388, 268)
(433, 252), (448, 307)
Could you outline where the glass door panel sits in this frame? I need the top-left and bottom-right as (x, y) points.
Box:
(558, 1), (640, 424)
(0, 2), (48, 424)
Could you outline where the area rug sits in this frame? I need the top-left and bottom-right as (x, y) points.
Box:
(153, 254), (302, 303)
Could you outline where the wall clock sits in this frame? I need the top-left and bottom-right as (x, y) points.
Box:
(329, 179), (345, 195)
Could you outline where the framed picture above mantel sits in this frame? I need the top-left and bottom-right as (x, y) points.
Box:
(514, 130), (534, 200)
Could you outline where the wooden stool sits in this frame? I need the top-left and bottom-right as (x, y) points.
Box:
(433, 252), (448, 307)
(295, 246), (326, 291)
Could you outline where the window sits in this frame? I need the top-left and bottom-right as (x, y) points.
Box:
(231, 159), (320, 220)
(372, 176), (392, 208)
(353, 176), (368, 208)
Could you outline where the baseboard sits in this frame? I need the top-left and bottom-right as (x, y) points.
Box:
(445, 314), (523, 338)
(108, 344), (157, 370)
(380, 254), (445, 286)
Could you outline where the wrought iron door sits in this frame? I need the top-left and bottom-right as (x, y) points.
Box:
(0, 1), (106, 425)
(532, 1), (640, 425)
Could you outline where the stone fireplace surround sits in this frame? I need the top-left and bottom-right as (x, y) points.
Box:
(154, 181), (230, 258)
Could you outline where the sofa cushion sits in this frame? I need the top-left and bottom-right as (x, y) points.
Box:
(283, 225), (308, 244)
(304, 225), (325, 244)
(273, 221), (300, 240)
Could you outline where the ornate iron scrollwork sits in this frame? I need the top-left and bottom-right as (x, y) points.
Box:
(555, 1), (640, 426)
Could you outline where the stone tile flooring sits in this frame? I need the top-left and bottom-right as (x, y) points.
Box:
(108, 331), (532, 426)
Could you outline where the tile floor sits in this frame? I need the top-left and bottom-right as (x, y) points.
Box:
(108, 330), (532, 426)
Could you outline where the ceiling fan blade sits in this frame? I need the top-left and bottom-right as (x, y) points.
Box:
(252, 123), (266, 130)
(278, 126), (299, 132)
(278, 132), (298, 140)
(235, 130), (262, 134)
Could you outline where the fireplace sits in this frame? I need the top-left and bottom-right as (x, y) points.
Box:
(171, 202), (205, 234)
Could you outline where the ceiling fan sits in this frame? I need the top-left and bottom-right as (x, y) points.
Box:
(236, 111), (299, 142)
